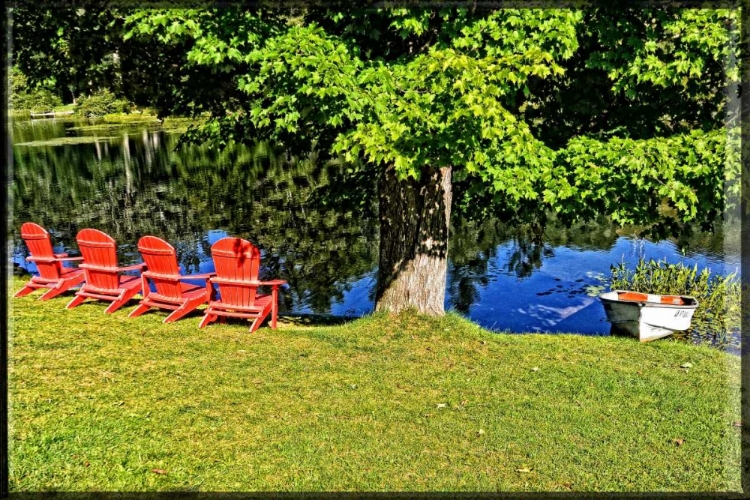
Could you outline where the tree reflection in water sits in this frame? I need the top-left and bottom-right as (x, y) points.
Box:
(12, 119), (733, 320)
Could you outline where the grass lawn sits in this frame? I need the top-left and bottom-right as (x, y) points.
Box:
(8, 276), (741, 492)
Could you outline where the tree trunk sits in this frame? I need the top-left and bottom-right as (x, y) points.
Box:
(375, 165), (452, 315)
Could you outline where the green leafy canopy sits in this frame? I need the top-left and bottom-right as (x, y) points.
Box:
(119, 7), (739, 231)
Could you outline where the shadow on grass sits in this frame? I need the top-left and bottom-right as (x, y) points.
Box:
(277, 313), (355, 327)
(200, 313), (356, 329)
(64, 298), (142, 314)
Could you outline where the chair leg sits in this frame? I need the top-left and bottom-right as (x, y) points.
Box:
(39, 283), (67, 301)
(249, 311), (269, 333)
(163, 300), (198, 324)
(128, 302), (151, 319)
(105, 287), (141, 314)
(104, 298), (125, 314)
(199, 313), (217, 329)
(270, 287), (279, 329)
(124, 286), (143, 303)
(14, 283), (37, 298)
(66, 294), (87, 310)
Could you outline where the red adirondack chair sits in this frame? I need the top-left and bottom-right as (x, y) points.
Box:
(66, 229), (146, 314)
(128, 235), (215, 323)
(14, 222), (85, 300)
(200, 237), (286, 332)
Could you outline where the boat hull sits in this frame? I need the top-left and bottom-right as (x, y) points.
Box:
(600, 291), (698, 342)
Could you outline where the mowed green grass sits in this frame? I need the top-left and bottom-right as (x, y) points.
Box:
(8, 277), (741, 492)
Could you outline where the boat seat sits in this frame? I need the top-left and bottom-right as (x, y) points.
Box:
(617, 291), (684, 305)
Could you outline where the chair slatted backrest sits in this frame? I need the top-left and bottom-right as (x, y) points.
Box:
(20, 222), (61, 280)
(76, 229), (120, 290)
(138, 236), (182, 298)
(211, 237), (261, 306)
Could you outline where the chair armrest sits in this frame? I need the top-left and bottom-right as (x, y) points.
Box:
(119, 263), (146, 272)
(180, 272), (216, 280)
(210, 278), (286, 287)
(54, 253), (68, 258)
(258, 279), (287, 287)
(210, 278), (261, 287)
(80, 263), (117, 272)
(142, 270), (178, 281)
(27, 255), (84, 263)
(26, 256), (56, 263)
(142, 271), (215, 281)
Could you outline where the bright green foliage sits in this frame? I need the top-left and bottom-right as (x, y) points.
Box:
(546, 129), (738, 232)
(451, 9), (581, 61)
(520, 9), (739, 153)
(118, 7), (738, 234)
(126, 10), (579, 188)
(587, 9), (739, 93)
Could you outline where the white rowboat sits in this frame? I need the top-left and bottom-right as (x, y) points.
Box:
(599, 290), (699, 342)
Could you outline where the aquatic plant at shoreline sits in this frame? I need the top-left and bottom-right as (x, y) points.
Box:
(610, 258), (740, 345)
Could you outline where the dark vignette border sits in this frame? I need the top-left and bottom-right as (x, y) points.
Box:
(1, 0), (748, 498)
(740, 0), (750, 495)
(2, 4), (11, 500)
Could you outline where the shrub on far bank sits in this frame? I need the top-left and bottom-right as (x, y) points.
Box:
(75, 89), (133, 118)
(14, 90), (63, 113)
(9, 67), (63, 112)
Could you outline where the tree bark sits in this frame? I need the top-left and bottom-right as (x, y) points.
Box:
(375, 165), (452, 315)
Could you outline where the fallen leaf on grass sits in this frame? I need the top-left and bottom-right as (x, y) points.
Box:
(680, 362), (693, 369)
(531, 367), (539, 372)
(516, 468), (532, 473)
(151, 469), (167, 475)
(436, 403), (447, 409)
(84, 461), (90, 467)
(477, 429), (485, 436)
(112, 401), (124, 406)
(733, 421), (742, 427)
(672, 438), (685, 446)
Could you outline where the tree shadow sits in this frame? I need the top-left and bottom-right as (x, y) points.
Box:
(277, 313), (354, 327)
(197, 312), (352, 329)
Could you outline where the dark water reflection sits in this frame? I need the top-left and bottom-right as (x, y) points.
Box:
(11, 118), (741, 350)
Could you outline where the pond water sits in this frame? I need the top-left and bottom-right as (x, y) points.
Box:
(10, 117), (741, 350)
